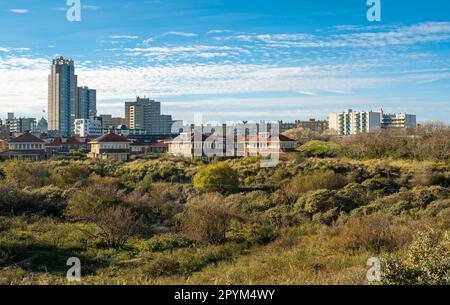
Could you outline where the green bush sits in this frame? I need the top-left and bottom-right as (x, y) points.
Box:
(145, 256), (180, 278)
(179, 193), (232, 245)
(193, 162), (239, 194)
(146, 233), (194, 252)
(382, 229), (450, 285)
(297, 140), (341, 158)
(227, 224), (278, 245)
(284, 170), (349, 200)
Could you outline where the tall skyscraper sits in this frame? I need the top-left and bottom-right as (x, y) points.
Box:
(125, 97), (173, 135)
(76, 86), (97, 120)
(48, 57), (78, 136)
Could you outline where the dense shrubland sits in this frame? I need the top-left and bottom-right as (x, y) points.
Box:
(0, 125), (448, 284)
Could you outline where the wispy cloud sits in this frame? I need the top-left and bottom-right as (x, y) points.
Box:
(220, 22), (450, 48)
(163, 31), (198, 37)
(82, 5), (100, 10)
(9, 9), (29, 14)
(110, 35), (139, 40)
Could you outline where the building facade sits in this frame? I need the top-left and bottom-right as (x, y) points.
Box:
(48, 57), (78, 136)
(0, 132), (46, 161)
(329, 109), (382, 135)
(167, 132), (297, 158)
(329, 109), (417, 135)
(382, 113), (417, 129)
(88, 131), (131, 161)
(36, 118), (49, 134)
(74, 118), (103, 137)
(125, 97), (173, 135)
(76, 86), (97, 120)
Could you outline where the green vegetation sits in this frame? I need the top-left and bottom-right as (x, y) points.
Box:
(0, 125), (449, 284)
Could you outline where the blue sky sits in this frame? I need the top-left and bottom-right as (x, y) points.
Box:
(0, 0), (450, 123)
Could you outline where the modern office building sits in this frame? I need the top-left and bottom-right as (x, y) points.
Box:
(125, 97), (173, 135)
(74, 117), (103, 137)
(99, 114), (126, 129)
(111, 117), (126, 127)
(382, 113), (417, 129)
(36, 118), (49, 134)
(99, 114), (113, 129)
(20, 118), (37, 133)
(329, 109), (417, 135)
(76, 86), (97, 120)
(48, 57), (78, 136)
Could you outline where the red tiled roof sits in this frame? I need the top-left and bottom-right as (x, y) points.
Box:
(90, 132), (131, 143)
(8, 133), (44, 143)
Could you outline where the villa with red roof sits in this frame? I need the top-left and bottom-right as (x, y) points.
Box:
(0, 132), (46, 161)
(88, 131), (131, 161)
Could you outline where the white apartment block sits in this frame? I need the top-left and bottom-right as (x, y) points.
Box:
(329, 109), (382, 135)
(329, 109), (417, 135)
(74, 118), (103, 137)
(382, 113), (416, 129)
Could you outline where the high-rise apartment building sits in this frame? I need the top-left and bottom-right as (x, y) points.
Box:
(382, 113), (417, 129)
(76, 86), (97, 120)
(20, 118), (37, 133)
(329, 109), (417, 135)
(125, 97), (172, 135)
(48, 57), (78, 136)
(329, 109), (382, 135)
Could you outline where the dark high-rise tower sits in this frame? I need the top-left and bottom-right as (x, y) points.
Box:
(48, 57), (78, 136)
(76, 86), (97, 120)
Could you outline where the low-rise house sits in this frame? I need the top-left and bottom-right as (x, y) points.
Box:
(0, 132), (46, 161)
(88, 131), (131, 161)
(167, 132), (297, 158)
(131, 140), (168, 157)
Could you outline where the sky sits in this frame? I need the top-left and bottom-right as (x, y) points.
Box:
(0, 0), (450, 123)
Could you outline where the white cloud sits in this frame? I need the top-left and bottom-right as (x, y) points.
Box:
(207, 29), (232, 35)
(0, 47), (30, 53)
(110, 35), (139, 40)
(163, 31), (198, 37)
(142, 38), (154, 45)
(82, 5), (100, 10)
(9, 9), (29, 14)
(221, 22), (450, 48)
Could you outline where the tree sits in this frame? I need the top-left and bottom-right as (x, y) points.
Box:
(51, 163), (91, 188)
(179, 193), (232, 244)
(0, 184), (28, 215)
(2, 160), (51, 188)
(193, 162), (238, 194)
(65, 182), (140, 249)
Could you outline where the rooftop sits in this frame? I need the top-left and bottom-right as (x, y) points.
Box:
(8, 132), (44, 143)
(90, 131), (131, 143)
